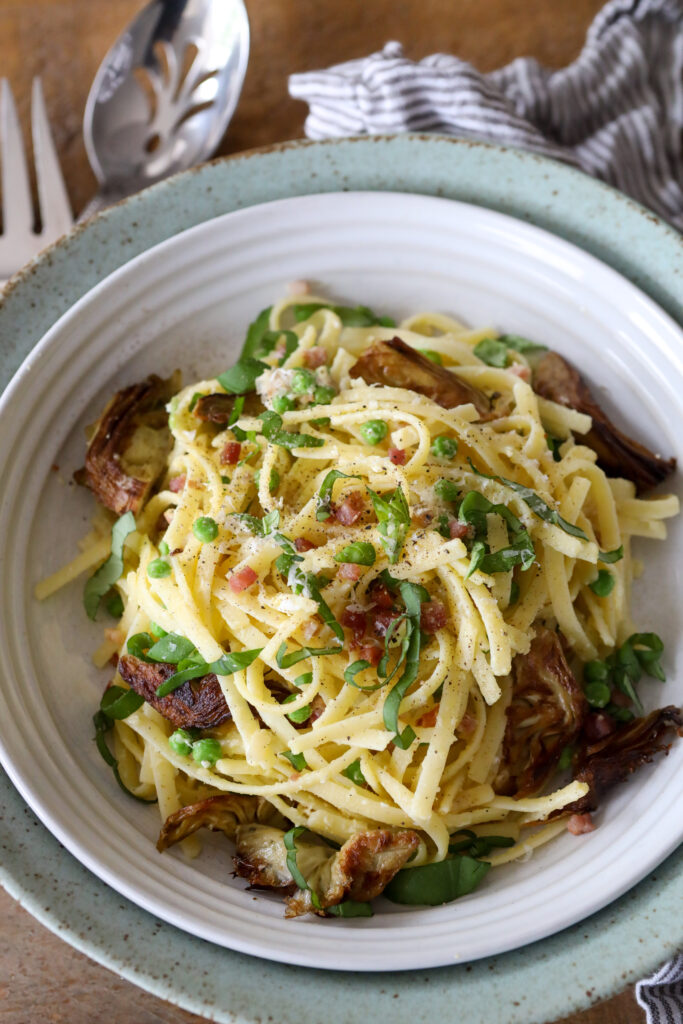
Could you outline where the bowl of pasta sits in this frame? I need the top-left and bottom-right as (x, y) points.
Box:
(0, 189), (681, 971)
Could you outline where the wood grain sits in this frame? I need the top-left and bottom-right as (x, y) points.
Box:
(0, 0), (644, 1021)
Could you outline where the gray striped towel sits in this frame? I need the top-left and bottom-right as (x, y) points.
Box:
(289, 1), (683, 1018)
(288, 0), (683, 231)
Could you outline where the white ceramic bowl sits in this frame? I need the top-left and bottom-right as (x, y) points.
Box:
(0, 192), (680, 971)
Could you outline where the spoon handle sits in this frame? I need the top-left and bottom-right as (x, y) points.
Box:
(78, 186), (137, 223)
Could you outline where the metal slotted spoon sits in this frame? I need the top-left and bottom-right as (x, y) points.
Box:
(82, 0), (249, 218)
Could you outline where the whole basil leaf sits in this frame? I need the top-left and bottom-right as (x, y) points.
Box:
(384, 855), (490, 906)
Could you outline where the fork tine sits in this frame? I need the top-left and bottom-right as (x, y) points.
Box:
(0, 79), (33, 237)
(31, 78), (72, 241)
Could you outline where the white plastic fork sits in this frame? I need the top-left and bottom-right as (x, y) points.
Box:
(0, 78), (72, 289)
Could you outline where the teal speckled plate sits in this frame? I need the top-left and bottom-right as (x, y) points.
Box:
(0, 136), (681, 1023)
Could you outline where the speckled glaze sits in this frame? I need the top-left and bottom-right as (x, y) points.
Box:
(0, 136), (681, 1023)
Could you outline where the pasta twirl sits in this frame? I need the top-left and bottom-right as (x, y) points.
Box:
(38, 294), (681, 917)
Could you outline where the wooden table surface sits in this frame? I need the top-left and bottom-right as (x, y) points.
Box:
(0, 1), (647, 1021)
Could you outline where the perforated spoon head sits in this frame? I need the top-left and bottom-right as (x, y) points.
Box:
(83, 0), (249, 200)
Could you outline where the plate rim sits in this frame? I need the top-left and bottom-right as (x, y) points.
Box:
(1, 189), (682, 973)
(0, 134), (681, 1023)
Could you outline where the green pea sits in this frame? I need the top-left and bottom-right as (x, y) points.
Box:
(192, 738), (222, 766)
(254, 468), (280, 493)
(158, 540), (170, 556)
(168, 728), (194, 756)
(419, 349), (443, 365)
(584, 680), (611, 708)
(291, 368), (317, 394)
(584, 660), (609, 682)
(272, 394), (295, 414)
(193, 516), (219, 543)
(313, 385), (336, 405)
(434, 478), (459, 502)
(430, 435), (459, 460)
(359, 419), (388, 445)
(147, 558), (172, 579)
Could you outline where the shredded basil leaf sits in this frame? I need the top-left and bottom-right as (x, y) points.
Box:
(599, 545), (623, 563)
(381, 582), (429, 746)
(468, 459), (589, 542)
(100, 685), (144, 720)
(589, 569), (615, 597)
(83, 512), (136, 620)
(276, 642), (341, 669)
(327, 900), (373, 917)
(281, 750), (309, 771)
(234, 509), (281, 537)
(334, 542), (376, 566)
(259, 410), (325, 450)
(291, 302), (394, 328)
(367, 485), (410, 564)
(217, 357), (268, 395)
(126, 632), (154, 661)
(344, 659), (385, 692)
(473, 337), (509, 368)
(342, 758), (367, 787)
(155, 648), (263, 697)
(93, 711), (157, 803)
(239, 306), (273, 360)
(283, 695), (312, 724)
(282, 826), (321, 907)
(458, 490), (535, 577)
(447, 830), (515, 857)
(498, 333), (547, 354)
(316, 470), (360, 521)
(146, 632), (196, 664)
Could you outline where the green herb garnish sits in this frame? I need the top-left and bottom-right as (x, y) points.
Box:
(276, 642), (341, 670)
(367, 485), (410, 564)
(316, 470), (360, 522)
(458, 490), (535, 577)
(342, 758), (367, 787)
(468, 459), (590, 542)
(83, 511), (136, 620)
(334, 542), (376, 566)
(93, 711), (157, 803)
(259, 410), (325, 450)
(589, 569), (615, 597)
(155, 648), (263, 697)
(217, 357), (268, 395)
(473, 337), (509, 367)
(99, 685), (144, 720)
(384, 855), (490, 906)
(291, 303), (394, 328)
(281, 751), (309, 772)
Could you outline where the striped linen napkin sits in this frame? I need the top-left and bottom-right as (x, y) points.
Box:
(288, 0), (683, 231)
(289, 1), (683, 1018)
